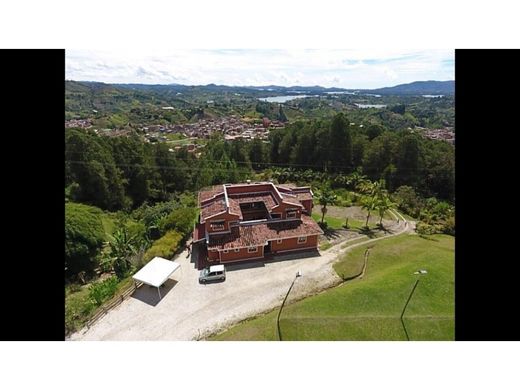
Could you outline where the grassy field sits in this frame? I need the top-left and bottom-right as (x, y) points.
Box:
(312, 213), (345, 229)
(210, 234), (454, 341)
(312, 211), (379, 230)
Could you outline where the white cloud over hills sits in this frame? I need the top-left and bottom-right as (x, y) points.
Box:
(66, 49), (454, 89)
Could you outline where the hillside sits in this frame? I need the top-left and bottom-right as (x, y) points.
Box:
(368, 80), (454, 95)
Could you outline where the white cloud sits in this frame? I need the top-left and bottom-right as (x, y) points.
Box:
(66, 49), (454, 89)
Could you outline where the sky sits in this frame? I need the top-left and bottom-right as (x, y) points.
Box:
(66, 49), (454, 89)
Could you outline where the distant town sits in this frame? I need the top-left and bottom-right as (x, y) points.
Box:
(66, 116), (454, 147)
(65, 115), (287, 154)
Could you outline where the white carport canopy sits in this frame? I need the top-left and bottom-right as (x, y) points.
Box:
(132, 257), (180, 300)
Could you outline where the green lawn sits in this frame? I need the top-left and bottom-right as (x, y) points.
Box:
(312, 213), (344, 229)
(312, 212), (379, 231)
(210, 234), (454, 341)
(319, 241), (333, 251)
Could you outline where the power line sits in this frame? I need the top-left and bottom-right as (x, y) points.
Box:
(65, 158), (453, 172)
(64, 151), (454, 172)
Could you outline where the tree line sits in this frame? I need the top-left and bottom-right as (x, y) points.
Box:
(66, 112), (453, 214)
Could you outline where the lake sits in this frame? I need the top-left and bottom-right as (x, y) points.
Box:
(355, 103), (387, 109)
(258, 95), (315, 103)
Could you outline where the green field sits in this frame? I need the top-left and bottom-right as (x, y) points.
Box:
(312, 213), (345, 229)
(210, 234), (454, 341)
(312, 212), (378, 230)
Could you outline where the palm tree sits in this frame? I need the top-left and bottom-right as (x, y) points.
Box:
(316, 188), (337, 224)
(376, 193), (394, 226)
(347, 170), (368, 191)
(357, 179), (374, 196)
(361, 195), (377, 228)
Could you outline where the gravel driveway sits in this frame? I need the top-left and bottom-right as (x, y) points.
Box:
(69, 219), (410, 341)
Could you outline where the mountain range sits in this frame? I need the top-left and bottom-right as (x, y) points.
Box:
(69, 79), (454, 96)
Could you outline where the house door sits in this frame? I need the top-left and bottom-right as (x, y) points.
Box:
(264, 241), (272, 254)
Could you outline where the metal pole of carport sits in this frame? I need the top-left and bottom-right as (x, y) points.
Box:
(157, 286), (162, 300)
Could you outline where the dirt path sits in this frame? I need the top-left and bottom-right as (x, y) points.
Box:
(69, 210), (414, 341)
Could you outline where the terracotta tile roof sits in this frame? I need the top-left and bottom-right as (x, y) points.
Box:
(198, 185), (224, 204)
(275, 184), (312, 202)
(294, 192), (313, 201)
(277, 183), (298, 189)
(198, 182), (312, 222)
(228, 197), (241, 216)
(229, 192), (278, 210)
(207, 215), (323, 250)
(278, 195), (304, 208)
(200, 195), (226, 221)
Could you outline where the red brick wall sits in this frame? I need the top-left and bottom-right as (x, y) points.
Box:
(206, 212), (239, 233)
(271, 235), (318, 253)
(208, 249), (220, 261)
(301, 199), (313, 214)
(220, 245), (264, 262)
(271, 202), (302, 219)
(226, 184), (274, 195)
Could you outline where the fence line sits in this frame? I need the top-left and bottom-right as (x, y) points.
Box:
(86, 281), (143, 329)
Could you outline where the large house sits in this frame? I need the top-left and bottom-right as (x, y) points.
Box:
(193, 181), (323, 266)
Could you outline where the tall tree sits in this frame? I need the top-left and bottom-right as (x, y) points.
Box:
(316, 188), (337, 224)
(395, 133), (421, 188)
(361, 195), (377, 228)
(328, 113), (353, 173)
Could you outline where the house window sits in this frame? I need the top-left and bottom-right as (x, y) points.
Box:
(234, 248), (240, 253)
(248, 247), (258, 253)
(210, 221), (225, 231)
(223, 249), (229, 253)
(277, 239), (283, 244)
(297, 236), (307, 244)
(287, 211), (297, 218)
(271, 213), (281, 219)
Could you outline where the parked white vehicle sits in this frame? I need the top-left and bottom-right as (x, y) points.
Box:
(199, 264), (226, 283)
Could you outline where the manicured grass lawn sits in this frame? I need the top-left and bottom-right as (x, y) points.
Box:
(341, 236), (370, 248)
(210, 234), (454, 341)
(319, 241), (333, 251)
(312, 213), (344, 229)
(312, 212), (379, 231)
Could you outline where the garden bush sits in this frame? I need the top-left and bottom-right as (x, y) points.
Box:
(88, 276), (119, 305)
(143, 230), (183, 263)
(158, 207), (197, 236)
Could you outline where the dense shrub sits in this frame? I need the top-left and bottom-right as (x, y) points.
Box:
(158, 207), (197, 236)
(132, 200), (179, 228)
(415, 222), (443, 235)
(442, 216), (455, 236)
(143, 230), (183, 263)
(65, 202), (106, 280)
(88, 276), (119, 305)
